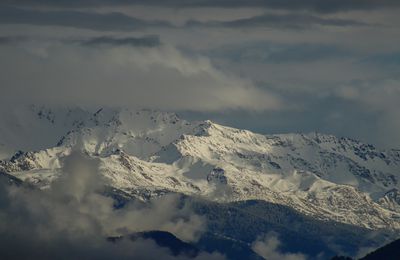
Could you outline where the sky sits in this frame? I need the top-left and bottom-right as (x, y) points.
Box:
(1, 1), (400, 148)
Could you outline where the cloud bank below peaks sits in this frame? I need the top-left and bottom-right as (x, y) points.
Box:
(252, 232), (307, 260)
(0, 151), (224, 259)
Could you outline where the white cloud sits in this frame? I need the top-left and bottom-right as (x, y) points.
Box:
(251, 232), (307, 260)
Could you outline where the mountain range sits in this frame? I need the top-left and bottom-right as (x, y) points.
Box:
(1, 105), (399, 259)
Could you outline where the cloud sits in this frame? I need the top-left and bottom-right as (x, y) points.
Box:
(0, 40), (282, 111)
(1, 0), (398, 151)
(0, 6), (368, 33)
(0, 36), (18, 44)
(186, 13), (369, 30)
(333, 78), (400, 148)
(0, 6), (171, 31)
(251, 232), (307, 260)
(51, 151), (206, 242)
(360, 52), (400, 67)
(190, 77), (400, 149)
(207, 42), (352, 63)
(0, 151), (225, 259)
(79, 35), (161, 47)
(0, 35), (161, 48)
(4, 0), (400, 13)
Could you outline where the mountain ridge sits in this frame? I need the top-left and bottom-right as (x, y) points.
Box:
(1, 106), (400, 232)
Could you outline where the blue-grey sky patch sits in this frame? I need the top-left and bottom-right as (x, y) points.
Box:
(360, 52), (400, 67)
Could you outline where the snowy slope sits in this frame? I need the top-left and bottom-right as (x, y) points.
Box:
(1, 106), (400, 231)
(0, 105), (196, 160)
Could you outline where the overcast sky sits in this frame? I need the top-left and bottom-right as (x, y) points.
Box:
(1, 1), (400, 148)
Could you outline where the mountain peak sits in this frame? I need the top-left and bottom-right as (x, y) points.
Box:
(1, 106), (400, 231)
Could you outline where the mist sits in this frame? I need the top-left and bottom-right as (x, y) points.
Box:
(0, 151), (224, 259)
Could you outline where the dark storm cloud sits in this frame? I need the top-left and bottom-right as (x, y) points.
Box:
(0, 35), (161, 48)
(0, 36), (14, 44)
(0, 5), (369, 33)
(79, 35), (161, 47)
(0, 36), (31, 45)
(187, 13), (369, 30)
(0, 6), (171, 31)
(3, 0), (400, 13)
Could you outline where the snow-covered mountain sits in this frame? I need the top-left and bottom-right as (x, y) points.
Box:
(1, 105), (400, 231)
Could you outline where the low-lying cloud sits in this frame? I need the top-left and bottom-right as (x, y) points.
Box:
(251, 232), (307, 260)
(0, 151), (224, 259)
